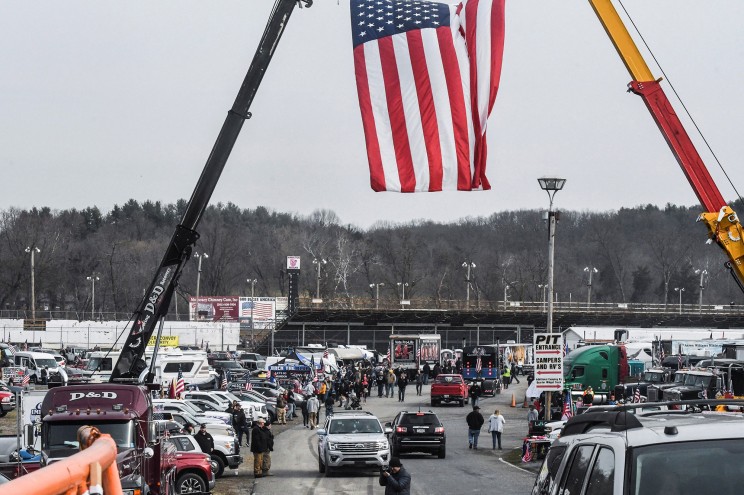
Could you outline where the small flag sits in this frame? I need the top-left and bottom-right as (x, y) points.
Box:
(175, 369), (185, 398)
(633, 388), (641, 404)
(416, 347), (421, 360)
(323, 349), (329, 359)
(522, 443), (532, 463)
(168, 378), (177, 399)
(311, 356), (317, 378)
(562, 392), (573, 420)
(21, 371), (30, 387)
(221, 372), (228, 391)
(702, 388), (708, 400)
(245, 381), (253, 391)
(659, 345), (665, 363)
(563, 342), (569, 357)
(678, 354), (683, 369)
(386, 347), (391, 363)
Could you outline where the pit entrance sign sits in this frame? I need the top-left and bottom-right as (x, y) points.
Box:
(533, 333), (564, 392)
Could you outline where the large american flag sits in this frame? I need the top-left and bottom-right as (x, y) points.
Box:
(562, 391), (573, 420)
(175, 369), (185, 398)
(351, 0), (505, 192)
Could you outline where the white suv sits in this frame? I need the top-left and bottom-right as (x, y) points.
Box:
(316, 411), (392, 476)
(531, 400), (744, 495)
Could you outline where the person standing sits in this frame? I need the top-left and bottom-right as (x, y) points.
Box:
(251, 418), (268, 478)
(502, 366), (511, 389)
(193, 424), (215, 455)
(487, 409), (506, 450)
(300, 395), (310, 427)
(324, 393), (335, 419)
(286, 389), (296, 419)
(469, 380), (482, 406)
(510, 362), (520, 384)
(397, 371), (408, 402)
(466, 405), (484, 450)
(414, 369), (423, 396)
(261, 422), (274, 477)
(386, 369), (396, 398)
(276, 393), (287, 425)
(307, 393), (320, 429)
(232, 404), (249, 448)
(376, 371), (386, 398)
(422, 363), (430, 385)
(379, 457), (411, 495)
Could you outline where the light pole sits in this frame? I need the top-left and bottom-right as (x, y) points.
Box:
(674, 287), (685, 314)
(504, 281), (518, 310)
(538, 176), (565, 417)
(370, 282), (385, 310)
(462, 261), (476, 306)
(87, 274), (100, 320)
(25, 246), (40, 320)
(584, 266), (598, 309)
(193, 251), (208, 320)
(538, 284), (548, 311)
(247, 278), (257, 345)
(312, 258), (327, 302)
(397, 282), (409, 305)
(694, 269), (708, 313)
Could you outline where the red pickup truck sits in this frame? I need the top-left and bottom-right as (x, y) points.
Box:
(430, 374), (468, 407)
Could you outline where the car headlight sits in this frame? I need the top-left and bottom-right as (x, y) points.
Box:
(328, 442), (337, 450)
(225, 442), (233, 451)
(379, 440), (389, 450)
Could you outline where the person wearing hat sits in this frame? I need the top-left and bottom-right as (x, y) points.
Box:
(465, 405), (485, 450)
(232, 403), (249, 449)
(379, 457), (411, 495)
(250, 418), (269, 478)
(193, 423), (214, 454)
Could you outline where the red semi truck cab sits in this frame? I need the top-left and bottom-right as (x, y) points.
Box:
(39, 383), (212, 495)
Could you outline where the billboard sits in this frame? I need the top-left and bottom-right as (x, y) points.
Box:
(534, 333), (564, 392)
(189, 296), (239, 322)
(391, 338), (417, 366)
(239, 297), (277, 329)
(418, 335), (441, 364)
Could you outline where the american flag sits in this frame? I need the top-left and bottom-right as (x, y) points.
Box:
(563, 342), (569, 357)
(386, 347), (391, 363)
(562, 391), (573, 420)
(323, 349), (329, 359)
(311, 356), (317, 378)
(221, 371), (228, 391)
(678, 353), (683, 369)
(416, 347), (421, 360)
(351, 0), (505, 192)
(245, 381), (253, 391)
(175, 369), (185, 398)
(21, 370), (30, 387)
(633, 388), (641, 404)
(242, 300), (275, 320)
(659, 345), (665, 363)
(522, 443), (532, 463)
(8, 343), (17, 354)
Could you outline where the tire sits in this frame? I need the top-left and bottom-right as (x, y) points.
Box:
(210, 454), (225, 478)
(0, 410), (6, 418)
(431, 400), (437, 407)
(459, 400), (465, 407)
(175, 473), (207, 494)
(438, 447), (446, 459)
(318, 451), (326, 473)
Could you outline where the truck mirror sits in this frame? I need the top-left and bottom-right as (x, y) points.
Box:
(143, 447), (154, 459)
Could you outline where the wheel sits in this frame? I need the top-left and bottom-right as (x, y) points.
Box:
(459, 400), (465, 407)
(431, 400), (437, 407)
(324, 457), (334, 477)
(0, 410), (6, 418)
(318, 451), (326, 473)
(438, 447), (446, 459)
(210, 454), (225, 478)
(175, 473), (207, 494)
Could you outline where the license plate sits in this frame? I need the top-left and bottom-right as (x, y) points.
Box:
(414, 428), (427, 434)
(443, 395), (450, 398)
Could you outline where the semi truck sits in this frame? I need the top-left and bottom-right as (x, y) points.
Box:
(563, 344), (645, 402)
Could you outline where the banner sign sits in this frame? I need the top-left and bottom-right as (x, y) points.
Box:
(533, 333), (564, 392)
(189, 296), (240, 322)
(239, 297), (277, 329)
(147, 335), (179, 347)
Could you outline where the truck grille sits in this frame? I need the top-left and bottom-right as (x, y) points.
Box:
(337, 442), (381, 453)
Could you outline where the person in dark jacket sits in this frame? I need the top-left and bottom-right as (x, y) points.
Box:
(193, 424), (214, 454)
(232, 403), (248, 449)
(261, 421), (275, 477)
(397, 371), (408, 402)
(379, 457), (411, 495)
(466, 405), (485, 450)
(251, 418), (269, 478)
(469, 380), (482, 406)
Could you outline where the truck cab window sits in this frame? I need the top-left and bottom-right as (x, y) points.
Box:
(559, 445), (594, 495)
(585, 447), (615, 495)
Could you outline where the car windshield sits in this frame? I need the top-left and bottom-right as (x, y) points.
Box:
(684, 374), (712, 387)
(643, 372), (664, 383)
(218, 361), (243, 369)
(329, 418), (382, 434)
(673, 373), (687, 384)
(400, 414), (440, 426)
(47, 420), (135, 452)
(631, 439), (744, 495)
(36, 358), (58, 368)
(86, 357), (112, 372)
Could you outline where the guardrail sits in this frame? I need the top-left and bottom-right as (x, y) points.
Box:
(4, 426), (122, 495)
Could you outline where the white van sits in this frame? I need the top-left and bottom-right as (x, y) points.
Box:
(14, 351), (68, 385)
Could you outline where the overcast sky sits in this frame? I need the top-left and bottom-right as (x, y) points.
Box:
(2, 1), (743, 229)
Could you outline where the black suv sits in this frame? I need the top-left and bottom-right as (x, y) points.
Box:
(386, 411), (446, 458)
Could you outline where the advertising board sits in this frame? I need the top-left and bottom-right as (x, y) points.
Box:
(533, 333), (564, 392)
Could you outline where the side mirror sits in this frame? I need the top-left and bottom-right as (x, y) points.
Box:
(384, 426), (393, 434)
(316, 428), (327, 436)
(143, 447), (154, 459)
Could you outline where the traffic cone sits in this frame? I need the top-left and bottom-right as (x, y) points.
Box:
(510, 393), (516, 407)
(522, 396), (528, 408)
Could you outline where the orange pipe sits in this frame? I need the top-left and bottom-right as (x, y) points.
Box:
(4, 433), (122, 495)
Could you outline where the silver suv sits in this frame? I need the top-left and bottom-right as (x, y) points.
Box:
(531, 400), (744, 495)
(316, 411), (392, 476)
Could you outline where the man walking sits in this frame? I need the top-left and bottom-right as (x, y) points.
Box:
(251, 418), (268, 478)
(193, 424), (214, 455)
(261, 421), (274, 477)
(379, 457), (411, 495)
(307, 393), (320, 429)
(466, 405), (485, 450)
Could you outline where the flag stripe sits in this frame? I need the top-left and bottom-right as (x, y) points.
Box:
(354, 46), (387, 191)
(380, 36), (416, 192)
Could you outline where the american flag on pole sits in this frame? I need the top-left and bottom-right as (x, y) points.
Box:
(175, 369), (185, 399)
(658, 344), (665, 364)
(245, 380), (253, 391)
(678, 353), (683, 369)
(561, 391), (573, 420)
(221, 371), (228, 391)
(521, 442), (532, 463)
(351, 0), (506, 192)
(323, 349), (329, 359)
(563, 342), (569, 357)
(633, 387), (641, 404)
(21, 370), (30, 387)
(386, 347), (391, 363)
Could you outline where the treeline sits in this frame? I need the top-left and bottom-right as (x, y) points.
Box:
(1, 199), (742, 318)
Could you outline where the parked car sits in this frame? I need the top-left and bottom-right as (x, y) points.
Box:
(316, 411), (392, 476)
(165, 436), (215, 494)
(430, 374), (468, 407)
(0, 383), (15, 417)
(387, 410), (446, 458)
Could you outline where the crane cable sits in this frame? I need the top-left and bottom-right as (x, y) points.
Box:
(618, 0), (744, 206)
